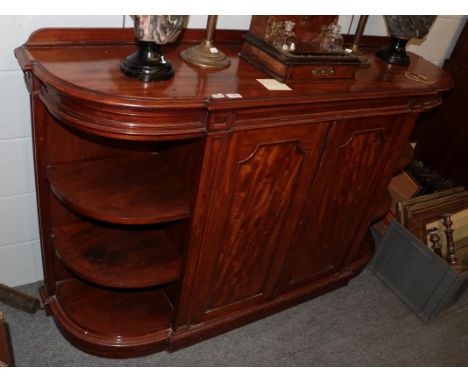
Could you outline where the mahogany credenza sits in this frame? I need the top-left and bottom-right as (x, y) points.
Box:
(15, 28), (452, 358)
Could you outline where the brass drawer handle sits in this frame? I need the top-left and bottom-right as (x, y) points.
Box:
(312, 67), (334, 76)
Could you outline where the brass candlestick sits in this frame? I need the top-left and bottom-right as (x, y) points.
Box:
(180, 15), (230, 69)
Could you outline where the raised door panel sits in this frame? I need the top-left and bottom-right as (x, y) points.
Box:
(207, 140), (305, 310)
(279, 115), (408, 292)
(187, 122), (329, 323)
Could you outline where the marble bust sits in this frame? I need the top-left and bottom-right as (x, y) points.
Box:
(121, 15), (186, 81)
(385, 16), (436, 39)
(376, 15), (437, 66)
(132, 15), (186, 45)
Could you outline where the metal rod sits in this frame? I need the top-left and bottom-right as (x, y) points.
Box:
(352, 15), (369, 53)
(205, 15), (218, 42)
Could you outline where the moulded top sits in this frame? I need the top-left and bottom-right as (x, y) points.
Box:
(15, 28), (453, 111)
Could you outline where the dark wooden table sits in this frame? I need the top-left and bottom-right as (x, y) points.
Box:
(15, 28), (452, 358)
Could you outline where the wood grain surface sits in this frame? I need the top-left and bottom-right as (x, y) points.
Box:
(16, 28), (453, 358)
(53, 222), (182, 288)
(47, 155), (191, 225)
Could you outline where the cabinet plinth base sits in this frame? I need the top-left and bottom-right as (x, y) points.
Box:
(38, 233), (374, 358)
(169, 244), (375, 353)
(169, 273), (352, 352)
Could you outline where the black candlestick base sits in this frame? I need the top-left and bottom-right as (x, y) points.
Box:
(121, 41), (174, 81)
(376, 36), (410, 66)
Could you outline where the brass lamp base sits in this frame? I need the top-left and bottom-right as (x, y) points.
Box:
(180, 39), (230, 69)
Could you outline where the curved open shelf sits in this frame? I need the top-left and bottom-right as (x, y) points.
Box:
(49, 279), (173, 358)
(395, 142), (415, 173)
(52, 222), (182, 289)
(371, 190), (391, 223)
(47, 155), (191, 225)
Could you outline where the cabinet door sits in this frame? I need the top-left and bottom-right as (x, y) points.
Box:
(277, 115), (409, 292)
(185, 122), (329, 324)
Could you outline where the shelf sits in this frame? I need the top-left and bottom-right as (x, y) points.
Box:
(50, 279), (173, 358)
(396, 142), (415, 172)
(371, 190), (391, 223)
(47, 155), (190, 225)
(53, 222), (182, 289)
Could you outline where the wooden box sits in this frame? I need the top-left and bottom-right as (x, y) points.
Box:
(247, 15), (338, 50)
(240, 15), (364, 83)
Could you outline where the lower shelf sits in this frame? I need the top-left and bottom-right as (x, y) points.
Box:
(52, 222), (182, 289)
(47, 279), (173, 358)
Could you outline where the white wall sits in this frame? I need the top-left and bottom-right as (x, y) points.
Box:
(0, 15), (465, 286)
(123, 15), (253, 30)
(0, 16), (126, 287)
